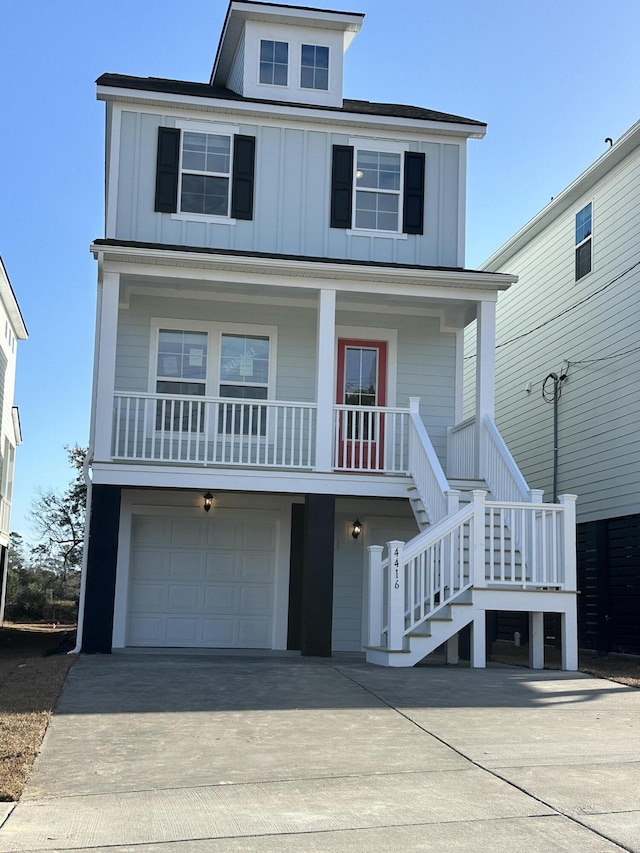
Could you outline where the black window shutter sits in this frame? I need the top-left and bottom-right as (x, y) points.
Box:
(231, 135), (256, 220)
(330, 145), (354, 229)
(402, 152), (425, 235)
(154, 127), (180, 213)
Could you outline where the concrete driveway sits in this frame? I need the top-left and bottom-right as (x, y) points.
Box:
(1, 653), (640, 852)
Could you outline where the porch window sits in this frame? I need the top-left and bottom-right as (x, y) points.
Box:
(219, 334), (270, 435)
(155, 329), (207, 431)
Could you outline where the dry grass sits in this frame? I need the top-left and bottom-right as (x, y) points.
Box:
(0, 624), (76, 802)
(491, 639), (640, 688)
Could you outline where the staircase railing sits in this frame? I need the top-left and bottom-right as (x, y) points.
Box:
(447, 416), (476, 479)
(480, 415), (530, 503)
(407, 398), (450, 524)
(368, 490), (577, 652)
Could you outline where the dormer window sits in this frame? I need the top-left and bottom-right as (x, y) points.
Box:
(300, 45), (329, 90)
(259, 40), (288, 86)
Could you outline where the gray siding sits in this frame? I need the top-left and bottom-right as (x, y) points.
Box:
(113, 111), (462, 266)
(482, 144), (640, 523)
(228, 30), (245, 95)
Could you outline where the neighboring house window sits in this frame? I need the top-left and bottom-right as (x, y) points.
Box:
(180, 131), (231, 217)
(219, 334), (270, 435)
(300, 44), (329, 90)
(154, 127), (255, 220)
(259, 40), (288, 86)
(575, 202), (592, 280)
(330, 144), (425, 235)
(155, 329), (208, 431)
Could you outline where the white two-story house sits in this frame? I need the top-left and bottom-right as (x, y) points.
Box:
(0, 256), (28, 625)
(79, 0), (578, 668)
(479, 119), (640, 658)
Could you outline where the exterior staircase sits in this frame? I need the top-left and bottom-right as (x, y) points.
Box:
(368, 410), (579, 670)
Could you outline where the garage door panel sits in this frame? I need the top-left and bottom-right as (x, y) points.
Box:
(203, 618), (237, 646)
(241, 555), (274, 582)
(132, 550), (170, 580)
(167, 584), (202, 611)
(203, 584), (238, 612)
(127, 512), (277, 649)
(238, 619), (271, 647)
(207, 521), (241, 549)
(239, 585), (272, 615)
(243, 522), (275, 549)
(169, 551), (203, 580)
(205, 553), (240, 579)
(129, 616), (165, 645)
(133, 518), (170, 547)
(165, 617), (203, 644)
(171, 519), (206, 548)
(130, 581), (168, 612)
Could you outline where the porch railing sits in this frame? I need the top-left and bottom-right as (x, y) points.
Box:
(407, 399), (449, 523)
(333, 405), (410, 473)
(0, 497), (11, 537)
(112, 393), (316, 468)
(447, 417), (476, 479)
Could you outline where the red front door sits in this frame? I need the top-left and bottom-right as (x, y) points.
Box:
(336, 339), (387, 470)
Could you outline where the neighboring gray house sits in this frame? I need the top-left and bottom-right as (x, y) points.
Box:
(479, 118), (640, 655)
(78, 0), (578, 669)
(0, 257), (28, 625)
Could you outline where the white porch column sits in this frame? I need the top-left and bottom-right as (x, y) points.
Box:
(470, 612), (486, 668)
(314, 289), (337, 472)
(367, 545), (384, 648)
(93, 271), (120, 462)
(475, 300), (496, 478)
(561, 597), (579, 671)
(529, 611), (545, 669)
(386, 540), (405, 651)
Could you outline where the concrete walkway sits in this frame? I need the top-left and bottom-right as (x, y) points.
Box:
(1, 653), (640, 852)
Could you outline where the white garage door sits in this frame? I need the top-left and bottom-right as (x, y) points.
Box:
(127, 512), (277, 648)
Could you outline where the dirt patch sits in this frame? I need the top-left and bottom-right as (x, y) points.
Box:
(0, 624), (77, 802)
(490, 639), (640, 688)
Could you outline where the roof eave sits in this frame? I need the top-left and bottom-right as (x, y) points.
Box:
(482, 118), (640, 271)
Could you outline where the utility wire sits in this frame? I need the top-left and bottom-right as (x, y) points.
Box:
(464, 259), (640, 360)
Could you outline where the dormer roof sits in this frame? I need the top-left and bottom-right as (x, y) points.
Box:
(211, 0), (364, 87)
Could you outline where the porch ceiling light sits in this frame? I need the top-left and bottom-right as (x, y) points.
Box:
(352, 518), (362, 539)
(203, 492), (214, 513)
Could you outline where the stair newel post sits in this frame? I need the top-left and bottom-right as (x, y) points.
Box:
(367, 545), (384, 648)
(558, 494), (577, 590)
(471, 490), (487, 587)
(446, 490), (460, 516)
(386, 540), (406, 651)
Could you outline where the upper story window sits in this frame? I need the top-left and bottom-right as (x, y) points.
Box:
(300, 44), (329, 90)
(154, 125), (256, 222)
(575, 202), (592, 280)
(355, 150), (402, 232)
(259, 40), (288, 86)
(180, 131), (231, 217)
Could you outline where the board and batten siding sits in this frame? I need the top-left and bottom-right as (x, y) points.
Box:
(113, 110), (462, 267)
(115, 299), (457, 467)
(468, 143), (640, 524)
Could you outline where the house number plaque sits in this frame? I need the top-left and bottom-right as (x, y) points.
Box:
(394, 548), (400, 589)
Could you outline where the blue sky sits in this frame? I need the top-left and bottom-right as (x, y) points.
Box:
(2, 0), (639, 542)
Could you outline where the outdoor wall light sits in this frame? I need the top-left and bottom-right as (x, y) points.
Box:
(351, 518), (362, 539)
(203, 492), (214, 513)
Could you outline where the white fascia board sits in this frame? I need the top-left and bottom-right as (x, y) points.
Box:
(90, 461), (410, 498)
(91, 243), (515, 297)
(96, 86), (487, 139)
(11, 407), (22, 446)
(482, 118), (640, 271)
(0, 258), (28, 340)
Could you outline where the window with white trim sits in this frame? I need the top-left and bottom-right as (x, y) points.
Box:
(575, 202), (592, 281)
(354, 149), (403, 232)
(179, 131), (232, 217)
(300, 44), (329, 90)
(219, 334), (270, 435)
(259, 39), (288, 86)
(155, 329), (207, 431)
